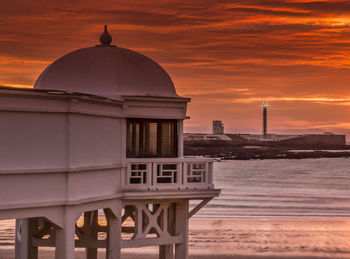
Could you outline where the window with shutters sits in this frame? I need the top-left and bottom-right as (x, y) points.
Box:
(126, 119), (178, 158)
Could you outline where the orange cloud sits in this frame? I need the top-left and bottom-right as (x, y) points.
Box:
(1, 83), (32, 88)
(1, 0), (350, 136)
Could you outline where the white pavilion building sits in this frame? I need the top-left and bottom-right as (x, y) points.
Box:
(0, 26), (219, 259)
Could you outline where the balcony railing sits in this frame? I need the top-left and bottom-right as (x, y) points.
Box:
(123, 158), (214, 191)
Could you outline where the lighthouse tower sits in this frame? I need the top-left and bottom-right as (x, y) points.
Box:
(263, 102), (268, 137)
(0, 26), (219, 259)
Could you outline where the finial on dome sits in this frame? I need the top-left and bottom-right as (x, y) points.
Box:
(99, 25), (112, 46)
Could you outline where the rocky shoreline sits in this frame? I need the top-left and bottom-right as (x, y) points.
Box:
(184, 140), (350, 160)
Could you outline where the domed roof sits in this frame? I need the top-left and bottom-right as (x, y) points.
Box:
(34, 27), (178, 99)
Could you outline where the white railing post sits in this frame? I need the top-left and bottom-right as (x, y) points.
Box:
(178, 162), (182, 188)
(208, 162), (213, 189)
(182, 162), (187, 187)
(205, 162), (209, 185)
(152, 163), (157, 188)
(147, 162), (153, 189)
(126, 163), (130, 187)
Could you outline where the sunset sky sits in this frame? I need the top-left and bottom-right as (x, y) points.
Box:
(1, 0), (350, 137)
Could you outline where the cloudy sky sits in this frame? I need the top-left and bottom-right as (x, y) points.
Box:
(1, 0), (350, 136)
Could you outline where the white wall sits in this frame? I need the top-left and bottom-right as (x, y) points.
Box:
(0, 89), (189, 214)
(0, 111), (67, 171)
(69, 114), (123, 168)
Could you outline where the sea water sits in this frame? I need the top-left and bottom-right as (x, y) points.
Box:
(196, 158), (350, 218)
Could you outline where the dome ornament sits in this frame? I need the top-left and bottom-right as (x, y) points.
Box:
(99, 25), (112, 46)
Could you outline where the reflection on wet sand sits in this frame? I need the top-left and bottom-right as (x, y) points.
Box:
(1, 217), (350, 258)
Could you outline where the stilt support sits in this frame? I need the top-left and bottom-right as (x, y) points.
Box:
(175, 200), (189, 259)
(85, 211), (98, 259)
(14, 198), (195, 259)
(55, 209), (76, 259)
(160, 244), (174, 259)
(15, 218), (38, 259)
(105, 208), (121, 259)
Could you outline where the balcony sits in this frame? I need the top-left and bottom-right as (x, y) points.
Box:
(123, 158), (214, 191)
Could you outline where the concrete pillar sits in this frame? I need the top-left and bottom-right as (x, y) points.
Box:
(177, 120), (184, 158)
(175, 200), (189, 259)
(85, 211), (98, 259)
(160, 202), (175, 259)
(15, 218), (38, 259)
(160, 244), (173, 259)
(55, 209), (77, 259)
(104, 208), (121, 259)
(15, 219), (28, 259)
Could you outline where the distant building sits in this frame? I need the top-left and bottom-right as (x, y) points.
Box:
(184, 133), (232, 141)
(240, 134), (298, 142)
(213, 120), (224, 134)
(323, 132), (335, 135)
(239, 133), (346, 146)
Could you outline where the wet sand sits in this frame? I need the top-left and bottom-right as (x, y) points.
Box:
(0, 250), (345, 259)
(1, 218), (350, 258)
(188, 218), (350, 258)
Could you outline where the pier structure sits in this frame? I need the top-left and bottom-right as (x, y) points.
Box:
(0, 27), (219, 259)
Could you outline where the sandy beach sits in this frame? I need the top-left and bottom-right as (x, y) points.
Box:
(1, 217), (350, 259)
(188, 218), (350, 258)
